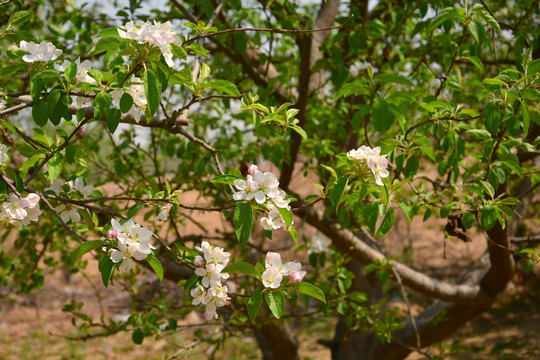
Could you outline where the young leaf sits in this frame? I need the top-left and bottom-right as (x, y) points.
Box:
(265, 290), (285, 319)
(329, 176), (348, 211)
(372, 99), (395, 133)
(8, 11), (32, 27)
(297, 282), (326, 303)
(277, 206), (293, 228)
(90, 36), (124, 54)
(146, 256), (164, 281)
(222, 262), (260, 278)
(376, 207), (395, 238)
(107, 108), (121, 133)
(363, 202), (379, 233)
(119, 93), (134, 113)
(98, 256), (114, 287)
(404, 155), (419, 178)
(248, 289), (263, 323)
(211, 80), (240, 96)
(127, 202), (144, 219)
(47, 155), (63, 184)
(144, 69), (160, 118)
(480, 205), (497, 230)
(32, 100), (48, 126)
(71, 240), (105, 265)
(234, 203), (253, 244)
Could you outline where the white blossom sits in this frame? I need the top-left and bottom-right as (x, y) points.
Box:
(19, 40), (62, 63)
(307, 234), (331, 255)
(347, 145), (390, 186)
(118, 20), (180, 67)
(155, 202), (172, 223)
(111, 77), (146, 122)
(0, 193), (41, 228)
(262, 267), (283, 289)
(262, 251), (305, 288)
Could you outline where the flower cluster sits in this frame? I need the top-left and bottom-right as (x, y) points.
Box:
(109, 219), (155, 272)
(19, 41), (62, 63)
(233, 164), (292, 231)
(45, 178), (94, 223)
(262, 252), (305, 289)
(111, 77), (147, 122)
(307, 234), (331, 255)
(347, 145), (390, 186)
(0, 193), (41, 228)
(191, 241), (231, 320)
(0, 143), (8, 164)
(118, 20), (180, 67)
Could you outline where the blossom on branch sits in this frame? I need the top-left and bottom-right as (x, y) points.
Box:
(19, 41), (62, 63)
(347, 145), (390, 186)
(0, 193), (41, 228)
(190, 242), (231, 320)
(109, 219), (154, 272)
(261, 252), (306, 289)
(118, 20), (180, 67)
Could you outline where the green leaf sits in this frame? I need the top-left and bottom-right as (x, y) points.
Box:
(32, 99), (48, 126)
(277, 206), (293, 228)
(146, 256), (164, 281)
(98, 256), (114, 287)
(372, 99), (395, 132)
(19, 153), (45, 178)
(329, 176), (348, 211)
(482, 101), (500, 136)
(171, 43), (187, 60)
(464, 56), (485, 72)
(364, 202), (379, 233)
(468, 21), (485, 44)
(97, 27), (120, 37)
(107, 108), (121, 133)
(71, 240), (105, 265)
(265, 291), (285, 319)
(65, 61), (77, 83)
(297, 282), (326, 303)
(132, 329), (144, 344)
(90, 36), (124, 54)
(375, 72), (414, 87)
(8, 11), (32, 27)
(234, 203), (253, 244)
(404, 155), (419, 178)
(500, 197), (521, 206)
(47, 155), (63, 183)
(480, 205), (497, 230)
(521, 101), (529, 137)
(398, 201), (414, 224)
(144, 69), (160, 118)
(248, 290), (263, 323)
(462, 211), (475, 229)
(376, 207), (395, 238)
(289, 226), (298, 245)
(440, 202), (455, 218)
(528, 59), (540, 75)
(211, 80), (240, 96)
(119, 93), (134, 113)
(210, 174), (241, 185)
(222, 262), (260, 278)
(15, 174), (24, 194)
(127, 202), (144, 219)
(290, 125), (307, 140)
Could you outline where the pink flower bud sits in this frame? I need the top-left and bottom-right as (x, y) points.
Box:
(78, 127), (86, 138)
(194, 255), (204, 267)
(162, 202), (172, 209)
(247, 164), (259, 176)
(290, 271), (305, 283)
(106, 229), (117, 239)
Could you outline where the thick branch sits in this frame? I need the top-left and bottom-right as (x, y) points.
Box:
(301, 206), (493, 304)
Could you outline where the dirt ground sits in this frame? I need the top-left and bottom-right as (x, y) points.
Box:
(1, 174), (539, 360)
